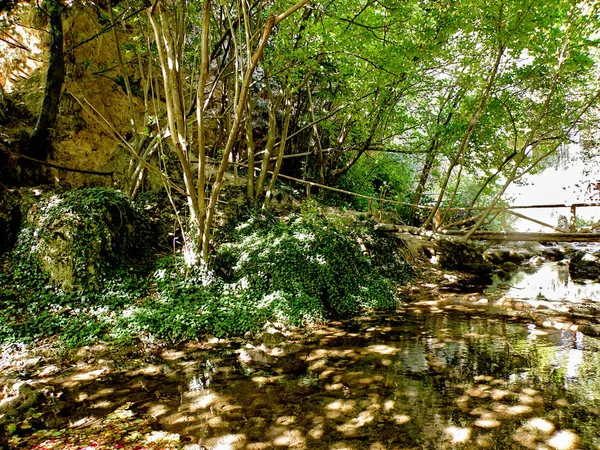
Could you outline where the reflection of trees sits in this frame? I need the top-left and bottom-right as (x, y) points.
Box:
(10, 313), (600, 449)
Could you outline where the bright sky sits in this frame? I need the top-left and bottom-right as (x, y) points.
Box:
(503, 145), (600, 231)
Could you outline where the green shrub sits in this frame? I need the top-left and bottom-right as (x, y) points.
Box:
(0, 192), (409, 347)
(215, 214), (398, 322)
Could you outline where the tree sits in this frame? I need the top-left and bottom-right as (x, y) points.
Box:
(25, 0), (65, 180)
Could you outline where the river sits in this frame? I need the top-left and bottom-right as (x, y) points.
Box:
(36, 307), (598, 450)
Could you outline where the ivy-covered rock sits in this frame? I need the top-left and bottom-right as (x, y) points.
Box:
(0, 185), (21, 253)
(14, 188), (150, 291)
(437, 238), (493, 273)
(358, 225), (414, 282)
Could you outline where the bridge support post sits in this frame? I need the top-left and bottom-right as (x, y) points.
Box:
(570, 205), (577, 232)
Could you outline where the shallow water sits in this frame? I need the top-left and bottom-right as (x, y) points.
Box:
(100, 311), (600, 449)
(488, 261), (600, 305)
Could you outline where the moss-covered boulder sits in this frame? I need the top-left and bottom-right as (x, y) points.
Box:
(0, 185), (22, 254)
(14, 188), (149, 291)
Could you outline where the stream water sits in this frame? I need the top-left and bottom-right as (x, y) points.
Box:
(53, 309), (600, 450)
(488, 261), (600, 306)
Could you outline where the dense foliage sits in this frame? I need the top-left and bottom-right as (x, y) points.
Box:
(3, 0), (598, 252)
(0, 197), (406, 347)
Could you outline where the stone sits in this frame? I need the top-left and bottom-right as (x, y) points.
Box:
(258, 328), (285, 346)
(16, 188), (149, 291)
(541, 245), (566, 261)
(484, 246), (535, 265)
(500, 261), (519, 273)
(437, 238), (493, 273)
(98, 359), (116, 371)
(568, 251), (600, 281)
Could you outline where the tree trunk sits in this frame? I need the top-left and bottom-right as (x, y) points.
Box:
(409, 140), (438, 225)
(422, 44), (505, 229)
(27, 0), (64, 168)
(264, 97), (293, 206)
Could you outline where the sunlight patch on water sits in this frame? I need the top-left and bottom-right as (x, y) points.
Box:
(445, 426), (472, 443)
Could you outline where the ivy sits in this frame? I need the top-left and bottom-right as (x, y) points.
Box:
(215, 212), (399, 322)
(12, 187), (150, 292)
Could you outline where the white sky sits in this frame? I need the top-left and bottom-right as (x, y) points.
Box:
(503, 145), (600, 231)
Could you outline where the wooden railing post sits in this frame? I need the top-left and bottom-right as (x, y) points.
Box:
(570, 205), (577, 232)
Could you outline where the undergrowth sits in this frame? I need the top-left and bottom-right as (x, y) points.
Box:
(0, 199), (410, 348)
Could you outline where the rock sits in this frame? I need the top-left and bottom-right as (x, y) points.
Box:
(568, 251), (600, 281)
(437, 239), (493, 273)
(74, 346), (93, 362)
(500, 261), (519, 273)
(15, 188), (149, 291)
(528, 256), (545, 266)
(0, 382), (44, 424)
(541, 246), (566, 261)
(98, 359), (116, 371)
(484, 246), (536, 265)
(239, 345), (275, 366)
(258, 327), (285, 346)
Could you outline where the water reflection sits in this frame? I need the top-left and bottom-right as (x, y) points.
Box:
(488, 261), (600, 304)
(170, 313), (600, 449)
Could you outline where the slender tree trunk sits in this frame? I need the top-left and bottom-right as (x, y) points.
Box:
(245, 98), (256, 199)
(148, 1), (201, 247)
(328, 114), (379, 179)
(255, 90), (280, 200)
(409, 140), (439, 225)
(468, 150), (517, 207)
(196, 0), (211, 249)
(307, 86), (325, 185)
(409, 88), (461, 225)
(28, 0), (64, 165)
(202, 0), (311, 260)
(422, 44), (505, 229)
(202, 14), (277, 259)
(264, 97), (293, 206)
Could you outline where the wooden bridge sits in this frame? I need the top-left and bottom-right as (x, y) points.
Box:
(270, 172), (600, 243)
(370, 203), (600, 242)
(224, 164), (600, 243)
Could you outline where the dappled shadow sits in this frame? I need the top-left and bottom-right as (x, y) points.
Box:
(3, 309), (600, 449)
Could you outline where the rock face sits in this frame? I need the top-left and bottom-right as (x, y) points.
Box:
(568, 251), (600, 281)
(15, 188), (149, 291)
(0, 185), (22, 253)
